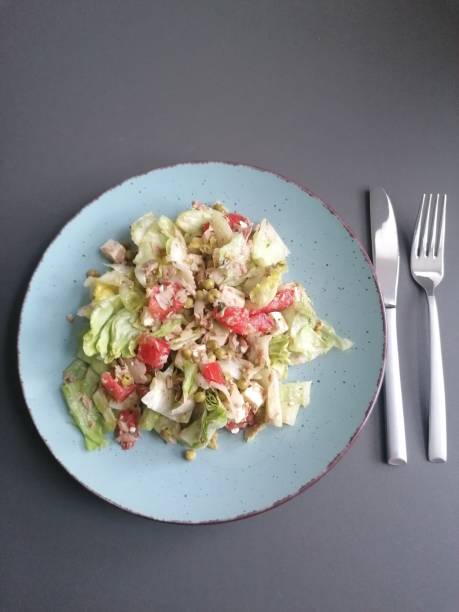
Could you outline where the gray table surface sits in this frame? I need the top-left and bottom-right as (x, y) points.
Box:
(1, 1), (459, 611)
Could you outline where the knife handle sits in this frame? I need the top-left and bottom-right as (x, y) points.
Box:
(384, 307), (407, 465)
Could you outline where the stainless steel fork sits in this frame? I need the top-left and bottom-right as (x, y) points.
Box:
(410, 194), (447, 462)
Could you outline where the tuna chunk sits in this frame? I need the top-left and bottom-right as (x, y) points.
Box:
(100, 239), (126, 264)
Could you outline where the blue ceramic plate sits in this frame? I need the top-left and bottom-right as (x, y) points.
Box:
(18, 162), (385, 523)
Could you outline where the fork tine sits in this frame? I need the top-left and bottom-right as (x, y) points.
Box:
(429, 194), (440, 256)
(437, 194), (447, 258)
(421, 194), (432, 256)
(412, 194), (426, 258)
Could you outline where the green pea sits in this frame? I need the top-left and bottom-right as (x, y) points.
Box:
(202, 278), (215, 290)
(184, 449), (196, 461)
(212, 203), (228, 213)
(193, 390), (206, 403)
(237, 379), (249, 391)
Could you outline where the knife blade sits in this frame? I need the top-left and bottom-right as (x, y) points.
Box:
(370, 187), (407, 465)
(370, 187), (399, 307)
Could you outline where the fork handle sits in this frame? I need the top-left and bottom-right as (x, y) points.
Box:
(427, 294), (447, 462)
(384, 307), (407, 465)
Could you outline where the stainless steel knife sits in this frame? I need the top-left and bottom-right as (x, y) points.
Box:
(370, 187), (407, 465)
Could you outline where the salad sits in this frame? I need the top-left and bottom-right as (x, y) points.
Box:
(62, 201), (352, 459)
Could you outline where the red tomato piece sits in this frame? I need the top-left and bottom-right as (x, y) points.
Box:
(213, 306), (250, 335)
(248, 311), (275, 334)
(116, 409), (139, 450)
(201, 362), (226, 385)
(148, 282), (186, 321)
(226, 409), (255, 432)
(202, 222), (210, 232)
(118, 409), (138, 429)
(226, 212), (252, 235)
(101, 372), (136, 402)
(260, 286), (295, 313)
(137, 336), (170, 369)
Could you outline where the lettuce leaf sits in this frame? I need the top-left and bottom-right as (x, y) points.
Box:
(119, 284), (145, 313)
(168, 327), (203, 350)
(176, 208), (211, 235)
(158, 215), (176, 239)
(218, 233), (246, 265)
(249, 263), (286, 307)
(265, 369), (283, 427)
(179, 388), (227, 449)
(92, 387), (117, 432)
(76, 346), (109, 375)
(182, 360), (198, 399)
(280, 381), (311, 425)
(131, 213), (166, 265)
(61, 360), (106, 450)
(141, 367), (193, 423)
(269, 334), (290, 378)
(251, 219), (289, 267)
(210, 209), (233, 245)
(283, 288), (352, 362)
(138, 409), (181, 438)
(82, 296), (141, 364)
(151, 315), (185, 338)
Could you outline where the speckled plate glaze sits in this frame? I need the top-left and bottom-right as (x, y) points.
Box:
(18, 162), (385, 523)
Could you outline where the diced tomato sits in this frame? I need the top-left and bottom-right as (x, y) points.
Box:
(201, 362), (226, 385)
(226, 420), (241, 433)
(119, 409), (138, 429)
(148, 282), (186, 321)
(116, 409), (139, 450)
(248, 311), (275, 334)
(259, 286), (295, 313)
(226, 409), (255, 432)
(137, 336), (170, 369)
(213, 306), (250, 335)
(226, 213), (252, 236)
(202, 222), (210, 232)
(213, 306), (274, 336)
(101, 372), (136, 402)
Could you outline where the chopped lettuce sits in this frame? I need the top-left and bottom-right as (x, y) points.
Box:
(76, 346), (109, 375)
(217, 233), (247, 266)
(152, 315), (185, 338)
(182, 360), (198, 399)
(158, 215), (176, 239)
(210, 209), (233, 245)
(92, 387), (117, 432)
(251, 219), (289, 267)
(119, 284), (145, 313)
(141, 367), (193, 423)
(249, 263), (286, 307)
(176, 208), (211, 235)
(61, 360), (106, 450)
(265, 369), (283, 427)
(179, 389), (227, 448)
(131, 213), (166, 265)
(281, 382), (311, 425)
(269, 334), (290, 378)
(82, 296), (141, 363)
(283, 290), (352, 362)
(139, 409), (181, 438)
(63, 358), (88, 383)
(169, 327), (203, 350)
